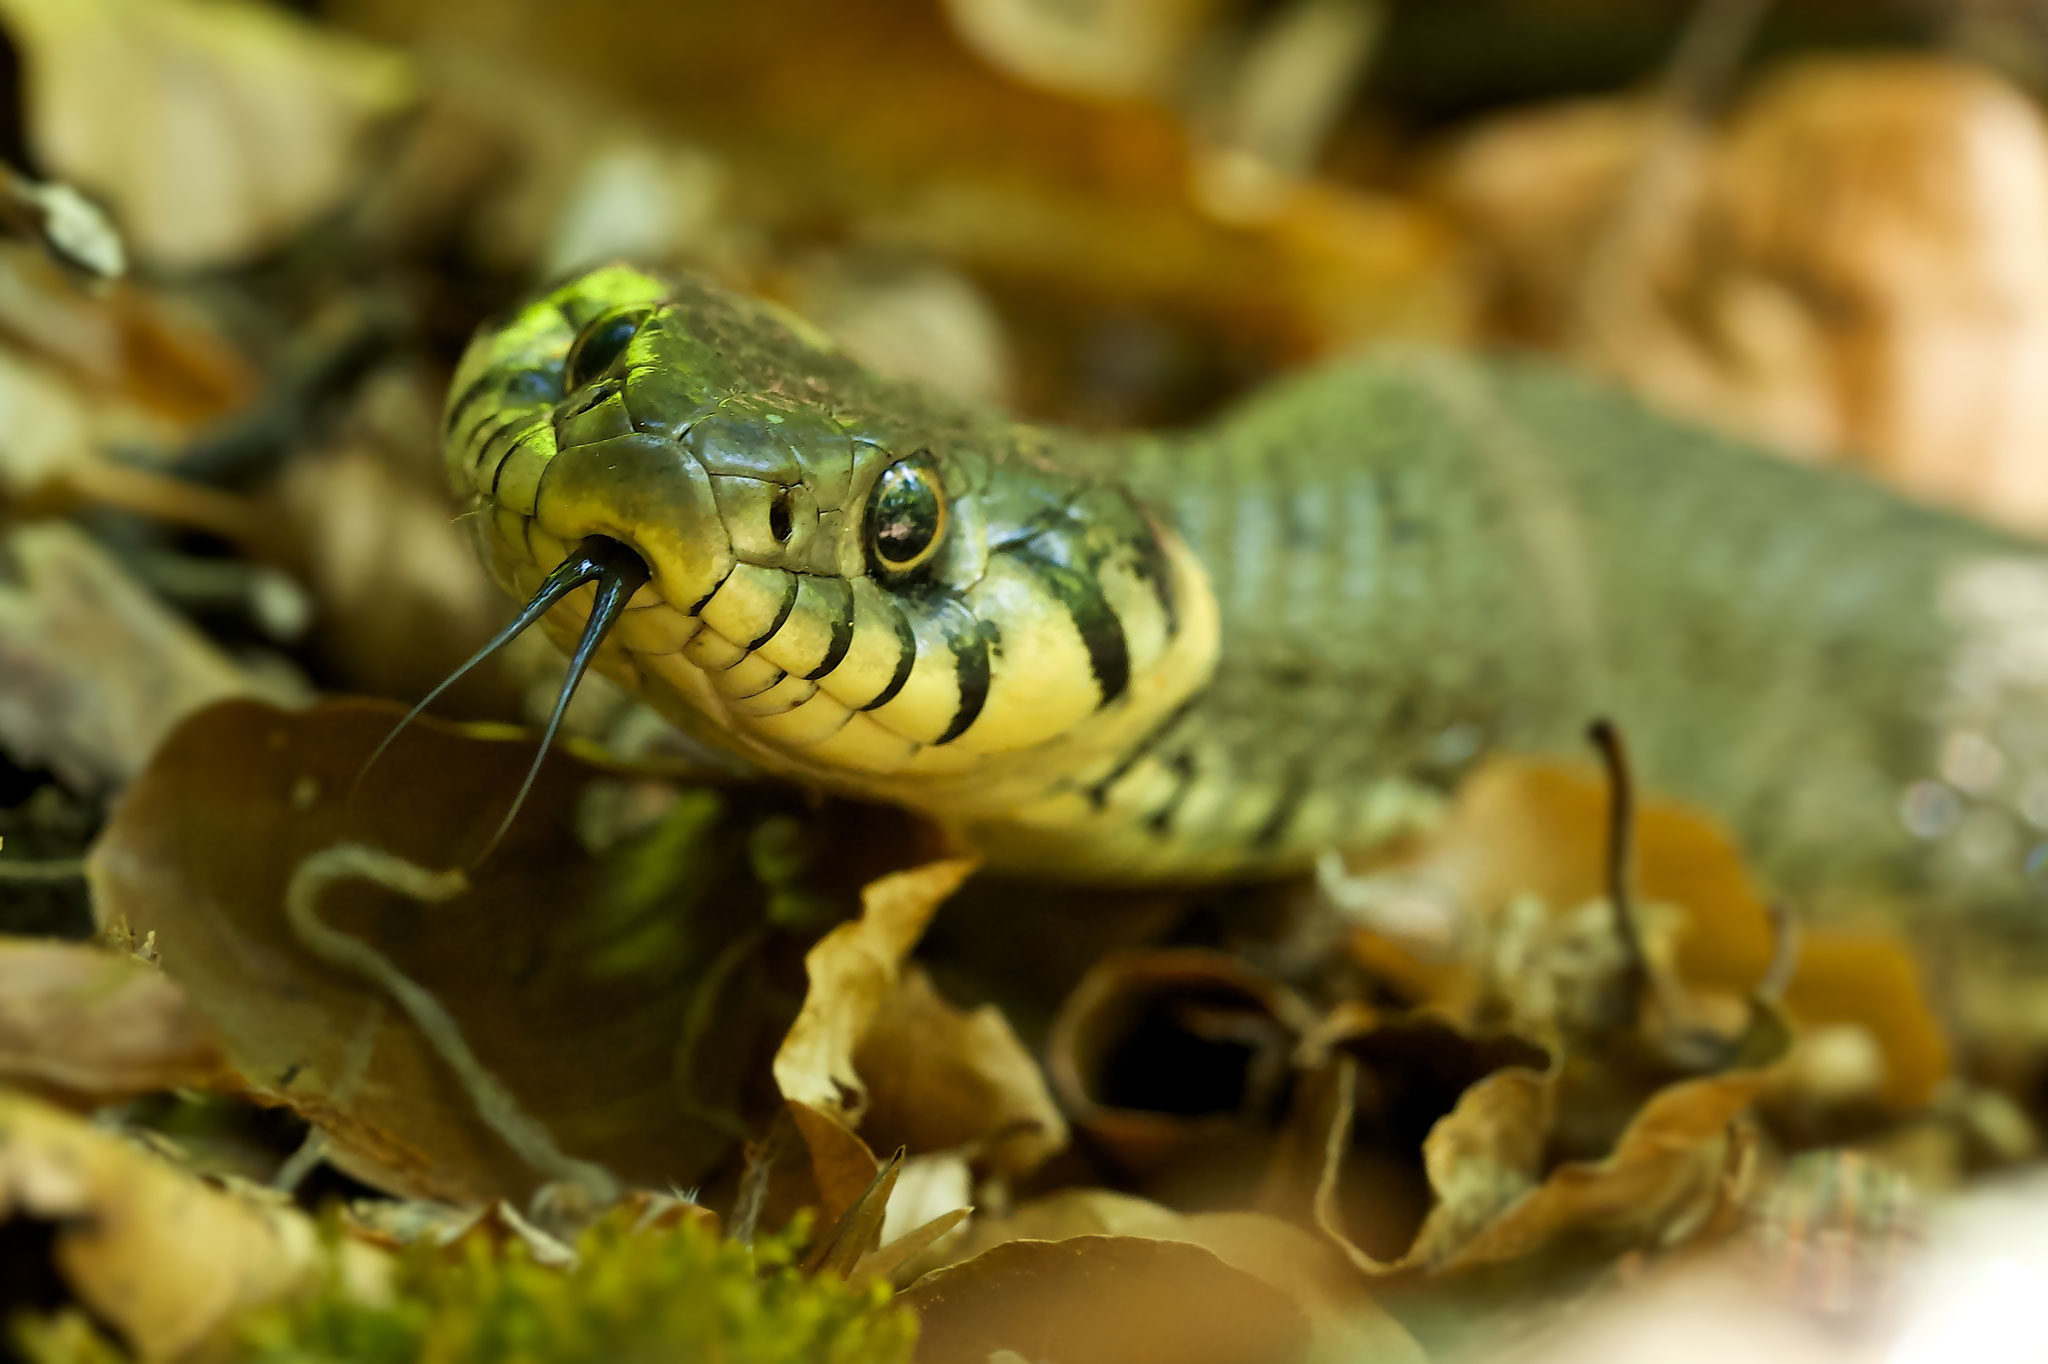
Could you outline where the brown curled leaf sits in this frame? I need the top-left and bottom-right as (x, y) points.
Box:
(854, 964), (1068, 1178)
(772, 857), (980, 1122)
(89, 697), (939, 1206)
(0, 936), (225, 1105)
(1285, 1005), (1553, 1271)
(1047, 948), (1317, 1176)
(1292, 1001), (1787, 1276)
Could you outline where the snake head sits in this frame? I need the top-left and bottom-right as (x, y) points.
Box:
(444, 263), (1214, 817)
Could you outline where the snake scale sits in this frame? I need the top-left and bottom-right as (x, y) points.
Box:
(437, 262), (2048, 947)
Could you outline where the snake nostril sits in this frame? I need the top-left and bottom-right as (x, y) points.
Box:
(769, 486), (794, 544)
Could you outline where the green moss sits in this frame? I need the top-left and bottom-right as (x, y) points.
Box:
(15, 1218), (916, 1364)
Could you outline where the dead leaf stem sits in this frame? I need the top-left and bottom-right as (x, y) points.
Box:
(284, 841), (623, 1206)
(1588, 718), (1689, 1029)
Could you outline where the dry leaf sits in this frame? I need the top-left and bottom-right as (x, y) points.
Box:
(0, 1089), (347, 1359)
(927, 1188), (1423, 1363)
(0, 522), (305, 791)
(89, 697), (938, 1205)
(0, 937), (223, 1105)
(772, 858), (979, 1122)
(855, 965), (1068, 1178)
(853, 1204), (973, 1288)
(0, 250), (257, 425)
(1294, 1001), (1783, 1277)
(1288, 1007), (1553, 1270)
(788, 1099), (884, 1234)
(1431, 1068), (1766, 1274)
(900, 1235), (1311, 1364)
(274, 442), (526, 713)
(804, 1145), (904, 1277)
(0, 0), (415, 269)
(1047, 948), (1316, 1176)
(1424, 756), (1948, 1109)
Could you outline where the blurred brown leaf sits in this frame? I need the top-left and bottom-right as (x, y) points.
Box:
(942, 0), (1223, 101)
(0, 0), (414, 270)
(900, 1234), (1311, 1364)
(0, 937), (223, 1106)
(0, 523), (304, 791)
(927, 1188), (1424, 1362)
(336, 0), (1469, 394)
(274, 443), (522, 712)
(1422, 757), (1948, 1110)
(89, 697), (939, 1205)
(854, 964), (1068, 1179)
(0, 1089), (357, 1359)
(1439, 55), (2048, 532)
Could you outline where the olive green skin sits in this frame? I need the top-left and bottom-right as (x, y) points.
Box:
(446, 264), (2048, 937)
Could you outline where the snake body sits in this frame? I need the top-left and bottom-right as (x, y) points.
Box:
(444, 263), (2048, 927)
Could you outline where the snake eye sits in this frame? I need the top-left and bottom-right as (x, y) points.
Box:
(564, 306), (650, 389)
(866, 453), (946, 573)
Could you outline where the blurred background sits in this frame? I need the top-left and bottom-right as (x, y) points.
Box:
(11, 0), (2048, 789)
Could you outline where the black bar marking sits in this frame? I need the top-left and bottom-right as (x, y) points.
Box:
(447, 365), (560, 436)
(1084, 690), (1204, 810)
(1143, 750), (1199, 837)
(802, 578), (856, 680)
(687, 562), (736, 616)
(859, 597), (919, 712)
(488, 424), (545, 498)
(734, 668), (789, 700)
(932, 601), (994, 745)
(1250, 760), (1314, 852)
(744, 573), (800, 650)
(1008, 533), (1130, 708)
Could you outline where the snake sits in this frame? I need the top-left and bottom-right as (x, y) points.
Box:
(432, 261), (2048, 938)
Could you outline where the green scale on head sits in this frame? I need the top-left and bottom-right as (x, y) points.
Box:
(443, 264), (1228, 878)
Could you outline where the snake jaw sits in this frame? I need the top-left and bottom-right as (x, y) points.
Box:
(445, 266), (1225, 861)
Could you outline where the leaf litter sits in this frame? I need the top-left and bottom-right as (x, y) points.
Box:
(4, 2), (2048, 1361)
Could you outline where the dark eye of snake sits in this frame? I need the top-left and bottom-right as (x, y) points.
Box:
(867, 453), (946, 573)
(564, 306), (651, 389)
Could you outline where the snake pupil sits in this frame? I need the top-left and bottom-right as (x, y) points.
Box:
(868, 455), (944, 571)
(564, 306), (650, 389)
